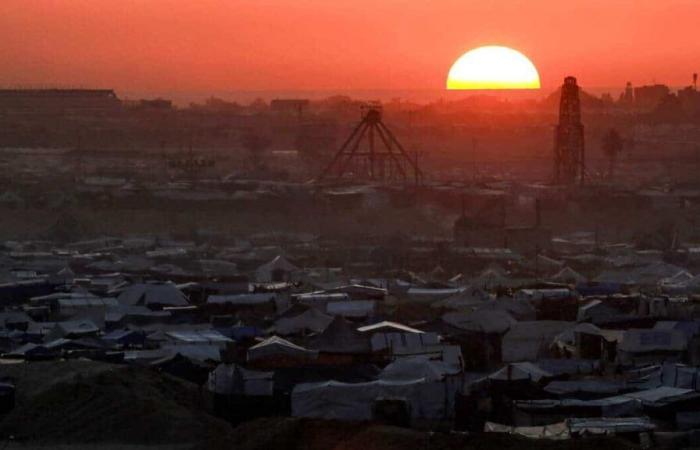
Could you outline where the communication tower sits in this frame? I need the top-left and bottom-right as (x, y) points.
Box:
(317, 103), (423, 185)
(553, 76), (585, 185)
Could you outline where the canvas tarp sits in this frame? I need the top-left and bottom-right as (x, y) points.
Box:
(274, 307), (333, 335)
(380, 356), (461, 382)
(442, 309), (515, 334)
(502, 321), (573, 362)
(117, 283), (189, 307)
(248, 335), (318, 361)
(292, 378), (456, 423)
(488, 362), (552, 382)
(484, 421), (569, 440)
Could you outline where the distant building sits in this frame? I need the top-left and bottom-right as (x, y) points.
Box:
(619, 81), (634, 105)
(677, 85), (700, 116)
(634, 84), (670, 110)
(0, 89), (121, 114)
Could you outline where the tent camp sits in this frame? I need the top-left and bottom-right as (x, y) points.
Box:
(442, 309), (515, 334)
(248, 336), (318, 362)
(207, 363), (274, 396)
(310, 316), (371, 354)
(117, 283), (189, 308)
(274, 307), (333, 336)
(292, 378), (456, 424)
(255, 255), (299, 283)
(502, 321), (573, 362)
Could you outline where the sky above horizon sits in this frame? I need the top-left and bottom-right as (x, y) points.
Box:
(1, 0), (699, 95)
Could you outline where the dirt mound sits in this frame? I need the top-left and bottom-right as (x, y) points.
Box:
(0, 363), (233, 448)
(229, 418), (639, 450)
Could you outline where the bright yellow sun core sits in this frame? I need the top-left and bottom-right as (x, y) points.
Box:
(447, 46), (540, 90)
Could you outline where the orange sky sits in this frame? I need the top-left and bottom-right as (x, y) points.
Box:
(1, 0), (698, 94)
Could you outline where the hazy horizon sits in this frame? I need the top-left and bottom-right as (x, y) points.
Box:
(2, 0), (699, 97)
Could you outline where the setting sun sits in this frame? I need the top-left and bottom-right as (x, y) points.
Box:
(447, 46), (541, 90)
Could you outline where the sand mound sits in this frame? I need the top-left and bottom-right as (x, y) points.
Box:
(0, 363), (232, 448)
(228, 418), (640, 450)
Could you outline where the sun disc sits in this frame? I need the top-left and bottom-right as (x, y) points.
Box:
(447, 46), (540, 90)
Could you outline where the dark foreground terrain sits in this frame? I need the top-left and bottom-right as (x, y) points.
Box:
(0, 360), (641, 450)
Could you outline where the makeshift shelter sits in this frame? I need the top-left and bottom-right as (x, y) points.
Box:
(46, 319), (100, 340)
(247, 336), (318, 362)
(431, 286), (489, 310)
(292, 378), (456, 424)
(379, 355), (461, 382)
(404, 286), (465, 303)
(501, 321), (573, 362)
(484, 421), (569, 440)
(207, 363), (274, 396)
(255, 255), (299, 283)
(442, 309), (515, 335)
(618, 329), (687, 365)
(117, 283), (189, 308)
(325, 300), (375, 318)
(273, 307), (333, 336)
(310, 316), (371, 354)
(477, 298), (536, 321)
(487, 362), (553, 383)
(471, 268), (514, 290)
(550, 267), (587, 285)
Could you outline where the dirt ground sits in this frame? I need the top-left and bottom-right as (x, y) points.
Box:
(0, 360), (233, 449)
(227, 417), (640, 450)
(0, 361), (641, 450)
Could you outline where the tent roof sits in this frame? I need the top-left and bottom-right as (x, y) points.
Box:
(488, 362), (552, 382)
(442, 309), (515, 334)
(117, 283), (189, 307)
(311, 316), (371, 354)
(274, 307), (334, 335)
(357, 321), (423, 334)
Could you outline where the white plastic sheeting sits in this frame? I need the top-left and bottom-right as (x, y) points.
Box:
(501, 321), (573, 362)
(488, 362), (552, 382)
(207, 293), (277, 306)
(274, 308), (333, 335)
(326, 300), (375, 318)
(379, 356), (461, 382)
(247, 335), (318, 361)
(292, 378), (456, 423)
(484, 421), (569, 440)
(117, 283), (189, 307)
(370, 331), (439, 353)
(442, 309), (515, 334)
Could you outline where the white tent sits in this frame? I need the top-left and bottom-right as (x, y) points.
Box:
(207, 293), (277, 306)
(484, 421), (569, 440)
(488, 362), (553, 382)
(255, 255), (300, 282)
(117, 283), (189, 307)
(442, 309), (515, 334)
(471, 268), (513, 289)
(379, 356), (461, 382)
(501, 321), (573, 362)
(550, 267), (587, 284)
(431, 286), (489, 310)
(247, 335), (318, 361)
(477, 298), (536, 321)
(274, 308), (333, 335)
(292, 378), (456, 423)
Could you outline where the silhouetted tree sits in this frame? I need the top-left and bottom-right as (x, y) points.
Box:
(601, 128), (624, 179)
